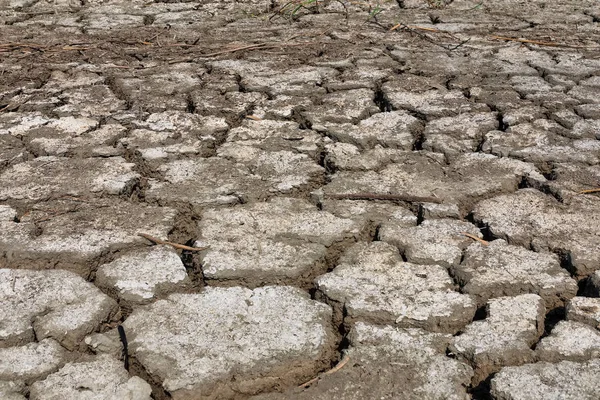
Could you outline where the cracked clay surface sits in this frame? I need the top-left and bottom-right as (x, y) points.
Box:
(1, 0), (599, 399)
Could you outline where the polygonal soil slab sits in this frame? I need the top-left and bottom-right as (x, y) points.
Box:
(379, 218), (483, 268)
(240, 65), (339, 97)
(303, 88), (379, 125)
(473, 188), (600, 277)
(0, 339), (66, 384)
(146, 154), (324, 211)
(0, 134), (26, 169)
(482, 121), (599, 165)
(567, 297), (600, 329)
(122, 286), (336, 400)
(0, 380), (25, 400)
(491, 359), (600, 400)
(449, 294), (546, 384)
(253, 322), (473, 400)
(324, 144), (430, 172)
(315, 242), (476, 333)
(95, 245), (190, 306)
(196, 197), (361, 286)
(26, 123), (127, 157)
(422, 112), (499, 158)
(322, 152), (545, 214)
(216, 146), (324, 190)
(536, 321), (600, 363)
(0, 200), (176, 277)
(0, 112), (51, 136)
(225, 119), (322, 159)
(0, 268), (119, 350)
(318, 198), (417, 234)
(0, 156), (139, 204)
(322, 110), (420, 150)
(382, 81), (489, 120)
(30, 355), (152, 400)
(542, 163), (600, 202)
(453, 239), (577, 308)
(53, 85), (127, 118)
(121, 111), (229, 163)
(111, 64), (204, 112)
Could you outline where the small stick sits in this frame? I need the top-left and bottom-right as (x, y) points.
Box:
(326, 192), (442, 204)
(245, 115), (262, 121)
(490, 35), (598, 49)
(461, 232), (489, 246)
(299, 354), (350, 388)
(138, 233), (208, 252)
(390, 23), (440, 32)
(579, 188), (600, 194)
(117, 325), (129, 372)
(201, 43), (268, 57)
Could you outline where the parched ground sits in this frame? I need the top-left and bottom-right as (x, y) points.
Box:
(1, 0), (600, 399)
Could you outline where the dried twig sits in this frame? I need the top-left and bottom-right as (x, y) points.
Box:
(390, 23), (440, 32)
(490, 35), (599, 49)
(385, 22), (466, 51)
(326, 192), (442, 204)
(461, 232), (489, 246)
(245, 115), (262, 121)
(138, 233), (208, 252)
(117, 326), (129, 372)
(168, 40), (318, 64)
(579, 188), (600, 194)
(299, 354), (350, 388)
(0, 42), (46, 50)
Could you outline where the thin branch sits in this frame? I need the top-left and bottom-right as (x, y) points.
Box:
(325, 192), (443, 204)
(168, 41), (318, 64)
(299, 354), (350, 388)
(138, 233), (209, 252)
(579, 188), (600, 194)
(490, 35), (599, 49)
(461, 232), (489, 246)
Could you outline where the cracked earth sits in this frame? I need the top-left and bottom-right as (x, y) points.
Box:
(1, 0), (600, 399)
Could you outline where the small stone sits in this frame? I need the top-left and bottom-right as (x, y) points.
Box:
(85, 331), (123, 358)
(419, 202), (461, 220)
